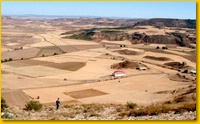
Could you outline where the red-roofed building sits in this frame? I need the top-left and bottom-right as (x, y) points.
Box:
(112, 70), (126, 77)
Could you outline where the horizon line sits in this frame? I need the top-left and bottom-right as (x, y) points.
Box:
(2, 14), (196, 20)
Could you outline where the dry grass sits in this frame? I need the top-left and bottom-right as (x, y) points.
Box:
(62, 103), (106, 118)
(118, 102), (196, 117)
(7, 101), (196, 120)
(58, 101), (196, 118)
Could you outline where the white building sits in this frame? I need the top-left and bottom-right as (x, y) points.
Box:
(112, 70), (126, 77)
(190, 70), (196, 75)
(136, 66), (148, 70)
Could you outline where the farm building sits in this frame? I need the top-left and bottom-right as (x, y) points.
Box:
(112, 70), (126, 77)
(136, 66), (148, 70)
(189, 70), (196, 75)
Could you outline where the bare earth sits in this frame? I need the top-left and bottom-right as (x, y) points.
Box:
(2, 18), (196, 119)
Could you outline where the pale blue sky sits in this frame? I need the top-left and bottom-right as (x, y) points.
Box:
(2, 2), (196, 19)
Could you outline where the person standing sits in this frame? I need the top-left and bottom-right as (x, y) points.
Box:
(56, 98), (60, 110)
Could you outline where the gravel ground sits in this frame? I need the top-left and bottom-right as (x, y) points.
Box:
(2, 106), (196, 120)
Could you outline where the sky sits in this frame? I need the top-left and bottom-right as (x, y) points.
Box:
(2, 2), (196, 19)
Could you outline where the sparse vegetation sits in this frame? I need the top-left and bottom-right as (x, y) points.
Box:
(24, 100), (43, 111)
(8, 58), (13, 61)
(162, 46), (168, 49)
(62, 29), (96, 41)
(1, 101), (196, 120)
(2, 15), (196, 120)
(1, 58), (13, 63)
(119, 102), (196, 117)
(126, 102), (137, 109)
(53, 53), (58, 55)
(135, 18), (196, 29)
(1, 97), (8, 112)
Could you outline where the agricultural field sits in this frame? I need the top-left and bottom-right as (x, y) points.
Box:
(1, 16), (196, 120)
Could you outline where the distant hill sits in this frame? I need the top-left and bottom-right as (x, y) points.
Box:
(134, 18), (196, 29)
(2, 16), (14, 21)
(61, 27), (196, 47)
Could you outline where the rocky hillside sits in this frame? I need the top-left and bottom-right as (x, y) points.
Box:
(130, 32), (196, 47)
(134, 18), (196, 29)
(61, 28), (196, 47)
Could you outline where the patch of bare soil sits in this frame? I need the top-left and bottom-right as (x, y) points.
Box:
(145, 30), (158, 34)
(2, 34), (40, 49)
(73, 45), (102, 51)
(36, 46), (64, 57)
(114, 49), (141, 55)
(2, 48), (40, 60)
(182, 55), (196, 63)
(143, 48), (196, 62)
(158, 85), (196, 105)
(4, 59), (86, 71)
(168, 73), (195, 82)
(144, 56), (171, 61)
(60, 45), (102, 53)
(102, 53), (126, 61)
(111, 60), (146, 69)
(154, 84), (196, 115)
(64, 89), (108, 99)
(2, 90), (31, 107)
(46, 62), (86, 71)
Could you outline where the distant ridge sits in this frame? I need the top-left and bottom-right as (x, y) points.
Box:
(134, 18), (196, 29)
(2, 14), (143, 20)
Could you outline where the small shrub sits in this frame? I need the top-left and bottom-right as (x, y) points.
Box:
(1, 97), (8, 112)
(174, 108), (186, 114)
(1, 112), (14, 119)
(24, 100), (42, 111)
(8, 58), (13, 61)
(88, 112), (99, 117)
(126, 102), (137, 109)
(182, 69), (188, 73)
(64, 104), (71, 108)
(53, 53), (58, 55)
(131, 109), (147, 116)
(162, 46), (168, 49)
